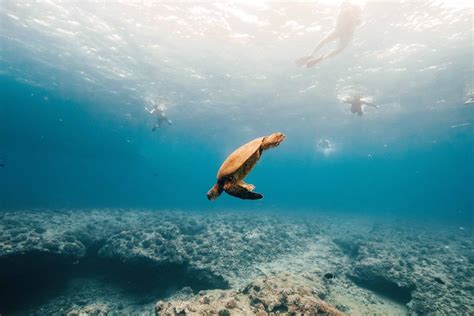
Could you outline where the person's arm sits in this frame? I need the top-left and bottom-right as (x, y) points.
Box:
(362, 101), (379, 108)
(342, 99), (352, 104)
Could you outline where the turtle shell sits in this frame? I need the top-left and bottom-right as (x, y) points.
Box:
(217, 137), (264, 179)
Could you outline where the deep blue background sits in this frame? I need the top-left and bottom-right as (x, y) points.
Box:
(1, 76), (472, 220)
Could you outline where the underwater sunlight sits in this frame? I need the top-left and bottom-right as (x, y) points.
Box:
(0, 0), (472, 315)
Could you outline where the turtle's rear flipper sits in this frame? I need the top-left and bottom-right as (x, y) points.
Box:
(224, 183), (263, 200)
(241, 182), (255, 191)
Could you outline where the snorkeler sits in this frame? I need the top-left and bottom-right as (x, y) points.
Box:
(296, 2), (362, 68)
(145, 101), (172, 132)
(343, 95), (379, 116)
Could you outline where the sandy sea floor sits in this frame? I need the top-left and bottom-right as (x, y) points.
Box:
(0, 209), (472, 315)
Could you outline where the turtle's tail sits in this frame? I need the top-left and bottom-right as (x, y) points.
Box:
(207, 183), (223, 200)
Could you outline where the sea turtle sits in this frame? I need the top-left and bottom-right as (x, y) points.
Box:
(207, 132), (286, 200)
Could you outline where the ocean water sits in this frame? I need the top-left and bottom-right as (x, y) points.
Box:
(0, 1), (473, 315)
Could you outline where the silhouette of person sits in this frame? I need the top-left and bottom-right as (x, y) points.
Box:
(296, 2), (362, 68)
(343, 95), (379, 116)
(145, 101), (172, 131)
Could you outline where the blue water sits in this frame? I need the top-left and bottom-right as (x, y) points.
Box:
(0, 0), (473, 220)
(0, 2), (474, 315)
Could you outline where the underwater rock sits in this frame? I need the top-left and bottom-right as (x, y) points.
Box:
(155, 274), (342, 316)
(1, 210), (471, 315)
(67, 303), (108, 316)
(0, 210), (134, 260)
(333, 238), (362, 259)
(339, 224), (474, 315)
(348, 262), (415, 304)
(94, 212), (312, 286)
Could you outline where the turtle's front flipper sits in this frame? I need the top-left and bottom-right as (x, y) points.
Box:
(224, 182), (263, 200)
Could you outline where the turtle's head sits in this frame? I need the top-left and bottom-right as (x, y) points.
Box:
(207, 183), (223, 200)
(262, 132), (286, 150)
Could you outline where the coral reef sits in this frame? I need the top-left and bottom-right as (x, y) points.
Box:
(0, 210), (313, 287)
(329, 220), (474, 314)
(96, 212), (313, 286)
(0, 209), (135, 259)
(67, 303), (108, 316)
(155, 274), (342, 316)
(0, 210), (472, 315)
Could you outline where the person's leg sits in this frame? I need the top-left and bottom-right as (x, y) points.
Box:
(325, 34), (351, 59)
(295, 31), (337, 66)
(311, 31), (338, 56)
(306, 35), (350, 68)
(321, 44), (346, 60)
(153, 118), (162, 131)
